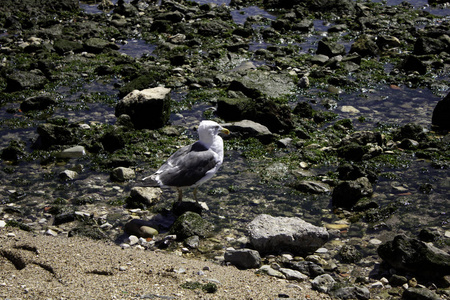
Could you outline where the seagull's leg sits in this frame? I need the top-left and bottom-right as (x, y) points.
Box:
(193, 187), (198, 202)
(177, 188), (183, 202)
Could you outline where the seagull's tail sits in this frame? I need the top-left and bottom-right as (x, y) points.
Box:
(138, 174), (160, 187)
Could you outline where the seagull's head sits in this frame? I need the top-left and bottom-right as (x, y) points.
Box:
(198, 120), (230, 143)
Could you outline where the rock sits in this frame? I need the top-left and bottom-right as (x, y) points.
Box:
(6, 70), (48, 92)
(56, 146), (86, 159)
(337, 142), (368, 161)
(59, 170), (78, 181)
(258, 265), (285, 278)
(124, 219), (158, 238)
(432, 92), (450, 130)
(84, 37), (118, 54)
(290, 180), (331, 194)
(53, 212), (75, 226)
(170, 211), (214, 240)
(377, 35), (401, 51)
(377, 235), (450, 278)
(277, 138), (293, 148)
(216, 96), (294, 133)
(402, 287), (440, 300)
(332, 177), (373, 209)
(100, 128), (126, 152)
(337, 163), (378, 183)
(184, 235), (200, 249)
(127, 187), (162, 209)
(401, 55), (427, 75)
(20, 95), (56, 112)
(110, 167), (135, 182)
(414, 36), (449, 55)
(293, 102), (314, 118)
(393, 123), (427, 142)
(1, 140), (25, 162)
(332, 286), (370, 300)
(172, 199), (205, 216)
(389, 274), (408, 287)
(338, 245), (362, 263)
(340, 131), (383, 147)
(350, 35), (378, 57)
(311, 274), (336, 293)
(0, 220), (5, 228)
(35, 124), (75, 149)
(224, 248), (261, 269)
(115, 87), (171, 130)
(279, 268), (308, 282)
(222, 120), (275, 144)
(53, 39), (84, 55)
(247, 214), (329, 255)
(285, 261), (325, 277)
(317, 39), (346, 57)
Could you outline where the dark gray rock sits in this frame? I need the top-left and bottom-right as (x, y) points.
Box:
(377, 235), (450, 279)
(337, 142), (368, 161)
(337, 163), (378, 183)
(20, 95), (56, 112)
(247, 214), (329, 255)
(414, 36), (449, 55)
(127, 187), (162, 209)
(393, 123), (427, 142)
(6, 70), (47, 92)
(53, 39), (84, 55)
(317, 40), (346, 57)
(402, 287), (440, 300)
(172, 199), (204, 216)
(389, 274), (408, 287)
(291, 180), (331, 194)
(332, 286), (370, 300)
(115, 87), (171, 130)
(224, 248), (261, 269)
(332, 177), (373, 209)
(401, 55), (427, 75)
(222, 120), (275, 144)
(1, 140), (25, 162)
(338, 245), (362, 263)
(170, 211), (214, 240)
(84, 37), (119, 54)
(285, 260), (325, 277)
(350, 35), (379, 57)
(35, 123), (75, 149)
(432, 92), (450, 130)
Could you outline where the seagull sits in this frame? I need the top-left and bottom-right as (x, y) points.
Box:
(143, 120), (230, 202)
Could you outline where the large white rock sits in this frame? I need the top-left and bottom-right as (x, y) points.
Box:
(247, 214), (329, 255)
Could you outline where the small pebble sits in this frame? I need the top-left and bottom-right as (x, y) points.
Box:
(7, 232), (16, 238)
(0, 220), (6, 228)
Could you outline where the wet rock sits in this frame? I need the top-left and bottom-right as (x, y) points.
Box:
(311, 274), (335, 293)
(172, 199), (205, 216)
(332, 286), (370, 300)
(53, 39), (84, 55)
(56, 146), (86, 159)
(377, 35), (401, 51)
(350, 35), (378, 57)
(20, 95), (56, 112)
(100, 128), (125, 152)
(34, 123), (75, 149)
(432, 92), (450, 130)
(247, 214), (329, 255)
(110, 167), (135, 182)
(170, 211), (214, 240)
(285, 260), (325, 277)
(317, 39), (346, 57)
(184, 235), (199, 249)
(401, 55), (427, 75)
(290, 180), (331, 194)
(279, 268), (308, 281)
(389, 274), (408, 287)
(377, 234), (450, 279)
(1, 140), (25, 162)
(224, 248), (261, 269)
(402, 287), (440, 300)
(59, 170), (78, 181)
(217, 96), (294, 133)
(258, 265), (285, 278)
(6, 70), (48, 92)
(84, 37), (119, 54)
(338, 245), (362, 263)
(68, 226), (108, 240)
(337, 163), (378, 183)
(222, 120), (275, 144)
(115, 87), (171, 130)
(337, 142), (368, 161)
(53, 212), (75, 226)
(293, 102), (314, 118)
(414, 36), (449, 55)
(332, 177), (373, 209)
(124, 219), (158, 238)
(127, 187), (162, 209)
(393, 123), (427, 143)
(194, 19), (234, 37)
(340, 131), (383, 147)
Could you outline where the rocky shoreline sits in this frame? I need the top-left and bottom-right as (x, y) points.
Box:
(1, 0), (450, 299)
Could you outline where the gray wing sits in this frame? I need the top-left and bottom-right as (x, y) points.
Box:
(156, 142), (219, 187)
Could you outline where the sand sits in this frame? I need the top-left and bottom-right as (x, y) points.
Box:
(0, 228), (326, 299)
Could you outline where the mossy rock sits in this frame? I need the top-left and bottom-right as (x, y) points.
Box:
(170, 211), (214, 240)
